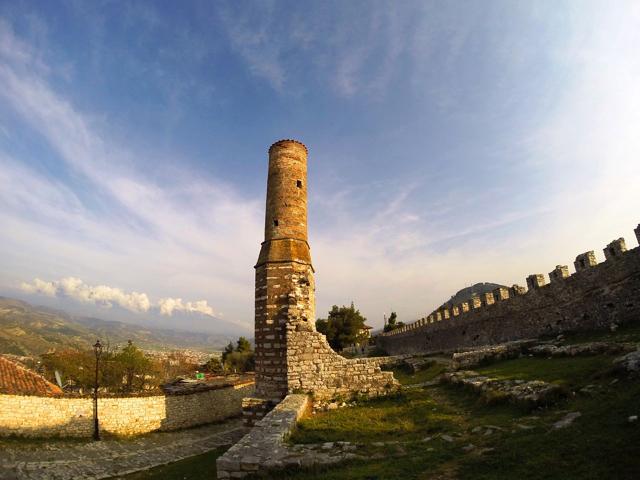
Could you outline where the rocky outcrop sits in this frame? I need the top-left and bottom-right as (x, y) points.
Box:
(613, 349), (640, 374)
(528, 342), (634, 357)
(441, 371), (566, 407)
(451, 340), (536, 369)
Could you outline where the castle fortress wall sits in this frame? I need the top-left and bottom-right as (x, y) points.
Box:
(379, 228), (640, 355)
(0, 382), (253, 438)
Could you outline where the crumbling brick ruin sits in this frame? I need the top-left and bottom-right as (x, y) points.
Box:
(379, 223), (640, 356)
(247, 140), (396, 419)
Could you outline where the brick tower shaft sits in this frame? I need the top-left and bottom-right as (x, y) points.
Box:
(254, 139), (315, 400)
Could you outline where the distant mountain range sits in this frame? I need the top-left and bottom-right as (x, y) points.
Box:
(0, 297), (238, 356)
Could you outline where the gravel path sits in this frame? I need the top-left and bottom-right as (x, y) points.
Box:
(0, 419), (247, 480)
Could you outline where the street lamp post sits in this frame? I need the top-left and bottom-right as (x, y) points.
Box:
(93, 339), (102, 441)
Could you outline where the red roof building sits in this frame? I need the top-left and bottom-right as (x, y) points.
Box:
(0, 356), (63, 397)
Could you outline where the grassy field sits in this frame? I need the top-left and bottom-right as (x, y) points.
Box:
(123, 327), (640, 479)
(281, 347), (640, 479)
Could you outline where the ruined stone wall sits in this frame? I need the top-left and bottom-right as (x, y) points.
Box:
(0, 382), (253, 438)
(379, 230), (640, 356)
(286, 330), (397, 400)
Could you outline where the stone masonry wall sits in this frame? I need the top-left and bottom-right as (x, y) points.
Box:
(286, 330), (398, 401)
(0, 382), (253, 438)
(217, 394), (310, 479)
(379, 230), (640, 356)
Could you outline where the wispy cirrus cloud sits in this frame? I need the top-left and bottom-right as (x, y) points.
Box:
(1, 3), (640, 333)
(0, 19), (256, 330)
(216, 2), (412, 97)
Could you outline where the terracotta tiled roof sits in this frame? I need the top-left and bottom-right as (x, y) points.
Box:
(0, 355), (62, 397)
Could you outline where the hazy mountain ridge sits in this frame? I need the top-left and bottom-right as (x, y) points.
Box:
(0, 297), (236, 355)
(443, 282), (506, 309)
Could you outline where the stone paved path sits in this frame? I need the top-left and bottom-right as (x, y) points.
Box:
(0, 419), (247, 480)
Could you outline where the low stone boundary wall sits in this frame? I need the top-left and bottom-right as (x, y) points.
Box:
(216, 394), (309, 478)
(0, 381), (254, 438)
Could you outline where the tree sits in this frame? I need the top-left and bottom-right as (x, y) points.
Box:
(383, 311), (405, 333)
(222, 342), (235, 363)
(316, 303), (366, 351)
(114, 341), (157, 393)
(41, 349), (98, 392)
(236, 337), (251, 353)
(202, 356), (223, 374)
(221, 337), (255, 373)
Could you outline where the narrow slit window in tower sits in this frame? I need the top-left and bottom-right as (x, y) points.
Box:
(296, 180), (302, 188)
(273, 219), (279, 226)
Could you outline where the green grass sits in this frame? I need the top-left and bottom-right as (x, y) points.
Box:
(279, 352), (640, 480)
(122, 448), (225, 479)
(475, 355), (614, 388)
(388, 362), (446, 386)
(455, 380), (640, 480)
(557, 321), (640, 345)
(120, 338), (640, 480)
(293, 389), (465, 444)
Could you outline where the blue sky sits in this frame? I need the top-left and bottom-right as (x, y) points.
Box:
(1, 1), (639, 334)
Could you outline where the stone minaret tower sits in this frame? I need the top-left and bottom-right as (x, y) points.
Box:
(254, 139), (315, 400)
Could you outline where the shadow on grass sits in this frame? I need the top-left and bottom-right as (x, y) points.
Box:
(121, 447), (227, 480)
(475, 355), (616, 388)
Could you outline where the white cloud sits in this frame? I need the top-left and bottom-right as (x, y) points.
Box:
(158, 298), (217, 317)
(20, 277), (151, 313)
(20, 276), (218, 317)
(20, 278), (57, 297)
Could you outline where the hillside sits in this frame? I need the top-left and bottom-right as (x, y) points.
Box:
(443, 282), (506, 308)
(0, 297), (236, 355)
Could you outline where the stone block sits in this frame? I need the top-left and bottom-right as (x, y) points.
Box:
(549, 265), (569, 283)
(574, 251), (597, 271)
(493, 287), (509, 302)
(526, 274), (546, 290)
(482, 292), (495, 306)
(604, 238), (627, 261)
(469, 295), (481, 309)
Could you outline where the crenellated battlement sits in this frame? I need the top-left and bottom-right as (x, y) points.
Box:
(379, 225), (640, 354)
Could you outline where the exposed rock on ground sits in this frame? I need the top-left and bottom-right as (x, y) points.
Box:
(552, 412), (582, 429)
(403, 356), (433, 372)
(441, 370), (566, 407)
(451, 340), (637, 371)
(529, 342), (634, 358)
(613, 348), (640, 374)
(451, 340), (536, 369)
